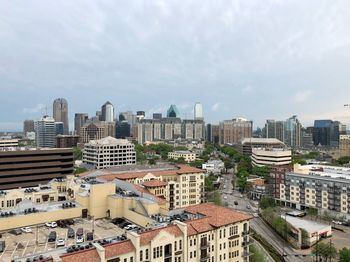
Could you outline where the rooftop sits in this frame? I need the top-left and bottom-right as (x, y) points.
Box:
(85, 136), (133, 146)
(241, 138), (285, 145)
(283, 215), (330, 233)
(142, 180), (168, 187)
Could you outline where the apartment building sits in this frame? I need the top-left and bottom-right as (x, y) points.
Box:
(37, 204), (252, 262)
(219, 118), (252, 145)
(0, 148), (73, 190)
(278, 164), (350, 217)
(90, 165), (205, 210)
(83, 136), (136, 169)
(168, 151), (197, 162)
(251, 148), (292, 167)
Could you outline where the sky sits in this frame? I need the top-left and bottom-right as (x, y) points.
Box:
(1, 0), (350, 132)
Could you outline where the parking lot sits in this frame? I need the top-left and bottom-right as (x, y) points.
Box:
(0, 218), (125, 262)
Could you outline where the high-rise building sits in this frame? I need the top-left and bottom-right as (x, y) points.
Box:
(53, 98), (69, 135)
(167, 105), (180, 118)
(313, 120), (341, 147)
(194, 102), (203, 120)
(23, 119), (34, 135)
(74, 113), (88, 135)
(116, 121), (131, 139)
(284, 115), (301, 148)
(153, 113), (162, 120)
(219, 118), (253, 145)
(101, 101), (115, 122)
(35, 115), (56, 148)
(55, 122), (64, 135)
(80, 121), (116, 143)
(136, 111), (145, 121)
(264, 120), (285, 142)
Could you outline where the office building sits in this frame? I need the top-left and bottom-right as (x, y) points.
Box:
(153, 113), (162, 120)
(168, 151), (197, 162)
(80, 121), (116, 143)
(167, 105), (181, 118)
(116, 121), (131, 139)
(206, 124), (220, 144)
(284, 115), (301, 148)
(0, 148), (73, 190)
(182, 120), (205, 140)
(264, 120), (285, 142)
(35, 115), (56, 148)
(202, 159), (225, 174)
(23, 120), (34, 136)
(194, 102), (203, 120)
(333, 135), (350, 159)
(301, 128), (314, 149)
(313, 120), (341, 147)
(56, 135), (79, 148)
(120, 111), (137, 125)
(83, 136), (136, 169)
(0, 139), (19, 148)
(74, 113), (88, 135)
(55, 122), (64, 135)
(219, 118), (252, 145)
(101, 101), (115, 122)
(53, 98), (69, 134)
(251, 148), (292, 167)
(238, 138), (286, 155)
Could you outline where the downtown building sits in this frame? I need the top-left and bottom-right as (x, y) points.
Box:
(53, 98), (69, 135)
(80, 121), (116, 143)
(83, 136), (136, 169)
(35, 115), (56, 148)
(313, 120), (343, 147)
(219, 118), (252, 145)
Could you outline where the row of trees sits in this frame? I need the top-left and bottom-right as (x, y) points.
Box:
(312, 243), (350, 262)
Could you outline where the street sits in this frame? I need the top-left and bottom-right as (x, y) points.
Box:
(219, 171), (311, 262)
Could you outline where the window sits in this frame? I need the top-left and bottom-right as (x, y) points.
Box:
(140, 250), (143, 261)
(179, 240), (182, 250)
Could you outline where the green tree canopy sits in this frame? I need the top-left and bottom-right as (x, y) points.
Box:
(339, 247), (350, 262)
(312, 242), (337, 262)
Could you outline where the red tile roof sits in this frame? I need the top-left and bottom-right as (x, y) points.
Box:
(139, 224), (183, 246)
(94, 165), (203, 181)
(185, 203), (252, 235)
(143, 180), (167, 187)
(105, 240), (135, 258)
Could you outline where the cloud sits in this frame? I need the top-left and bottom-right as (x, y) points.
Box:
(22, 103), (46, 114)
(211, 103), (220, 112)
(293, 90), (313, 103)
(242, 85), (253, 94)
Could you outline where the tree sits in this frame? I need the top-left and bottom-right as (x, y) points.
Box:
(259, 196), (276, 210)
(250, 244), (267, 262)
(237, 176), (248, 192)
(339, 247), (350, 262)
(213, 191), (222, 206)
(74, 167), (88, 175)
(148, 158), (156, 165)
(73, 147), (83, 160)
(312, 242), (337, 262)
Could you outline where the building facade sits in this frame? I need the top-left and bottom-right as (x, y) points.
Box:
(80, 121), (116, 143)
(238, 138), (286, 156)
(83, 136), (136, 169)
(53, 98), (69, 135)
(23, 119), (35, 136)
(74, 113), (89, 135)
(168, 151), (197, 162)
(35, 115), (56, 148)
(0, 148), (73, 190)
(194, 102), (203, 120)
(101, 101), (115, 122)
(313, 120), (341, 147)
(0, 139), (19, 148)
(219, 118), (252, 145)
(251, 148), (292, 167)
(56, 135), (79, 148)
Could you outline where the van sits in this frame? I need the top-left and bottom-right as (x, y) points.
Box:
(0, 241), (5, 252)
(76, 228), (83, 237)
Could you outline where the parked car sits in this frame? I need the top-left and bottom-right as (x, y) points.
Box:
(76, 228), (84, 237)
(0, 241), (5, 252)
(332, 220), (343, 225)
(45, 222), (57, 228)
(57, 220), (67, 228)
(234, 201), (238, 205)
(76, 235), (84, 243)
(111, 218), (125, 225)
(67, 228), (75, 238)
(21, 227), (32, 233)
(119, 222), (131, 229)
(48, 231), (57, 242)
(124, 224), (138, 231)
(56, 238), (65, 247)
(86, 232), (93, 241)
(9, 229), (22, 235)
(66, 219), (74, 225)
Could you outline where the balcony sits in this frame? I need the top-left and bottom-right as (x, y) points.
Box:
(164, 252), (172, 258)
(242, 231), (250, 237)
(200, 240), (209, 249)
(242, 239), (253, 247)
(200, 256), (209, 262)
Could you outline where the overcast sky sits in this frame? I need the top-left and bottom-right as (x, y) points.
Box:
(1, 0), (350, 131)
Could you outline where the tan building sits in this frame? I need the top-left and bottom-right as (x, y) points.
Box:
(219, 118), (253, 145)
(83, 136), (136, 169)
(251, 148), (292, 167)
(0, 139), (19, 148)
(34, 204), (252, 262)
(89, 165), (205, 210)
(333, 135), (350, 159)
(80, 121), (116, 143)
(168, 151), (197, 162)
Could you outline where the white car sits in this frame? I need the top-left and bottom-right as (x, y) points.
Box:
(76, 235), (84, 243)
(21, 227), (32, 233)
(124, 224), (138, 230)
(56, 238), (65, 247)
(45, 222), (57, 228)
(332, 220), (343, 225)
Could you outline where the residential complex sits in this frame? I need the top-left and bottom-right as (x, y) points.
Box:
(168, 151), (197, 162)
(251, 148), (292, 167)
(83, 136), (136, 169)
(0, 148), (73, 190)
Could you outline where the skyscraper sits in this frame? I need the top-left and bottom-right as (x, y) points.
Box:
(53, 98), (69, 135)
(284, 115), (301, 148)
(23, 119), (34, 135)
(153, 113), (162, 120)
(55, 122), (64, 135)
(194, 102), (203, 120)
(101, 101), (115, 122)
(35, 115), (56, 148)
(219, 118), (253, 145)
(74, 113), (88, 135)
(167, 105), (180, 118)
(313, 120), (341, 147)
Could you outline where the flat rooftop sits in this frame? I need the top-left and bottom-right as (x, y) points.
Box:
(283, 215), (330, 233)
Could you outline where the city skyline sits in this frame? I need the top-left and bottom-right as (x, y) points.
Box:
(1, 0), (350, 131)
